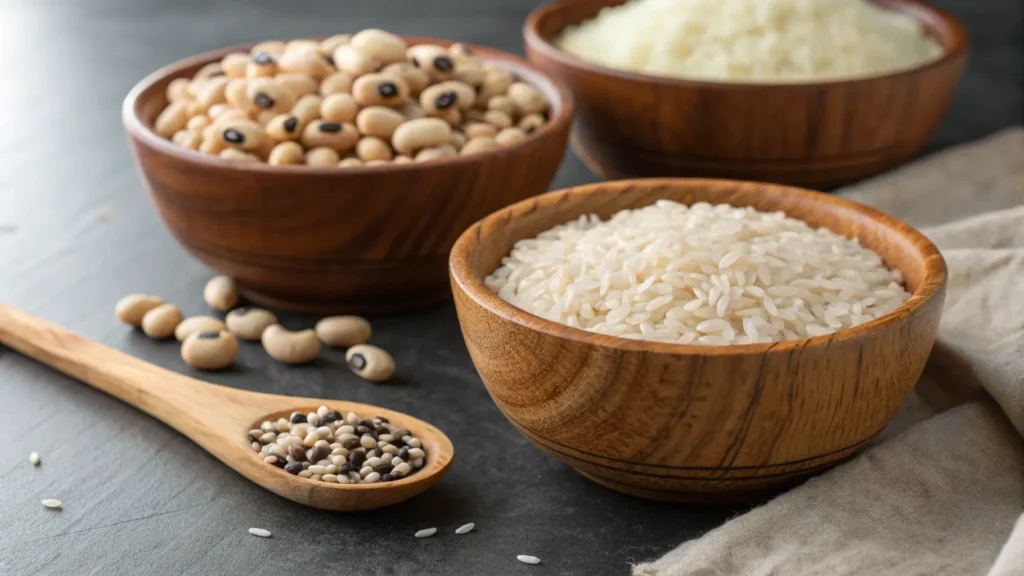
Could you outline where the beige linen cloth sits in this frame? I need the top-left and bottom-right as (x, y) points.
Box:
(635, 127), (1024, 576)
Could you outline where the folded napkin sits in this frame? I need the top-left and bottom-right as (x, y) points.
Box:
(635, 127), (1024, 576)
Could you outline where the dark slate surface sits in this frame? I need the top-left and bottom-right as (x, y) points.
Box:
(0, 0), (1020, 574)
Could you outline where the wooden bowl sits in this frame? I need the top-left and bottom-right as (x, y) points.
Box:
(524, 0), (968, 188)
(449, 179), (946, 502)
(122, 38), (573, 314)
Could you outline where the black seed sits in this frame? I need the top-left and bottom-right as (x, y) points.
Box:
(374, 426), (389, 436)
(435, 91), (457, 109)
(342, 437), (360, 450)
(269, 454), (286, 468)
(349, 451), (366, 468)
(373, 464), (393, 475)
(381, 473), (394, 482)
(196, 331), (219, 339)
(411, 56), (420, 67)
(349, 353), (367, 370)
(374, 416), (389, 424)
(337, 463), (350, 475)
(397, 447), (410, 461)
(309, 446), (329, 463)
(283, 116), (298, 132)
(252, 51), (275, 65)
(289, 411), (306, 424)
(319, 121), (342, 133)
(355, 425), (372, 436)
(358, 419), (374, 429)
(254, 92), (275, 109)
(319, 411), (339, 425)
(433, 55), (454, 72)
(284, 462), (303, 475)
(377, 82), (398, 98)
(223, 128), (245, 144)
(474, 84), (483, 94)
(288, 445), (307, 461)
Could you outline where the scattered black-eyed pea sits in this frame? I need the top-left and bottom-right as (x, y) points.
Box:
(155, 101), (188, 137)
(172, 130), (202, 150)
(345, 344), (395, 382)
(429, 106), (462, 126)
(487, 95), (515, 116)
(115, 294), (164, 326)
(305, 146), (341, 167)
(220, 148), (260, 163)
(247, 78), (296, 114)
(382, 63), (430, 96)
(475, 69), (513, 107)
(175, 316), (227, 342)
(518, 113), (546, 133)
(355, 106), (406, 140)
(350, 29), (407, 66)
(204, 275), (240, 312)
(266, 114), (302, 141)
(464, 122), (498, 139)
(195, 61), (224, 80)
(225, 307), (279, 341)
(391, 118), (452, 155)
(218, 118), (266, 151)
(221, 53), (250, 78)
(252, 40), (286, 58)
(301, 120), (358, 153)
(460, 137), (500, 155)
(415, 144), (457, 162)
(355, 136), (393, 162)
(333, 44), (380, 77)
(496, 127), (528, 146)
(225, 78), (251, 110)
(187, 115), (209, 131)
(407, 45), (455, 81)
(141, 303), (184, 340)
(268, 141), (304, 165)
(315, 316), (372, 347)
(483, 110), (513, 130)
(508, 82), (549, 116)
(420, 81), (474, 113)
(246, 51), (278, 78)
(276, 73), (319, 98)
(393, 155), (413, 164)
(319, 34), (351, 56)
(261, 325), (321, 364)
(352, 73), (409, 108)
(167, 78), (189, 102)
(291, 94), (323, 125)
(320, 93), (358, 123)
(338, 157), (363, 168)
(278, 49), (334, 79)
(319, 71), (354, 97)
(181, 331), (238, 370)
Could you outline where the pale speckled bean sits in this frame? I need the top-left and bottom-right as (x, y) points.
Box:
(175, 316), (227, 342)
(181, 331), (238, 370)
(262, 325), (321, 364)
(115, 294), (164, 326)
(314, 316), (372, 347)
(141, 303), (184, 340)
(226, 307), (279, 341)
(204, 275), (239, 311)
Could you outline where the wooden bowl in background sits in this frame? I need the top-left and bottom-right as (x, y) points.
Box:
(450, 179), (946, 502)
(123, 38), (573, 314)
(524, 0), (968, 188)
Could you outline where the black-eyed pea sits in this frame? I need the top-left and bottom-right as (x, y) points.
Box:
(266, 114), (302, 141)
(451, 130), (467, 150)
(407, 45), (455, 81)
(464, 122), (498, 139)
(319, 71), (354, 97)
(319, 34), (351, 56)
(399, 100), (427, 120)
(285, 39), (320, 55)
(305, 146), (341, 167)
(315, 316), (372, 347)
(276, 73), (319, 98)
(172, 130), (202, 150)
(220, 148), (260, 163)
(251, 40), (286, 58)
(475, 69), (513, 108)
(155, 101), (188, 137)
(365, 160), (390, 167)
(508, 82), (549, 117)
(393, 155), (413, 164)
(212, 108), (249, 124)
(247, 78), (295, 114)
(204, 275), (239, 312)
(291, 94), (323, 125)
(460, 137), (500, 155)
(350, 29), (407, 65)
(382, 63), (430, 96)
(181, 331), (238, 370)
(225, 78), (251, 110)
(221, 53), (250, 78)
(414, 144), (457, 163)
(338, 157), (363, 168)
(518, 113), (546, 133)
(226, 307), (278, 341)
(355, 137), (393, 162)
(301, 120), (358, 153)
(187, 115), (209, 131)
(278, 49), (334, 79)
(391, 118), (452, 156)
(195, 76), (229, 111)
(195, 61), (225, 80)
(115, 294), (164, 326)
(320, 93), (358, 123)
(355, 106), (406, 140)
(487, 95), (515, 116)
(496, 127), (528, 146)
(246, 51), (278, 78)
(218, 118), (266, 151)
(262, 325), (321, 364)
(345, 344), (394, 382)
(268, 141), (304, 165)
(175, 316), (227, 342)
(352, 73), (408, 108)
(333, 44), (380, 77)
(429, 106), (462, 126)
(141, 303), (184, 340)
(484, 110), (513, 130)
(420, 81), (474, 113)
(167, 78), (190, 103)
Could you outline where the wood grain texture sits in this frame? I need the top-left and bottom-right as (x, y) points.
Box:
(122, 37), (573, 314)
(524, 0), (969, 188)
(0, 304), (453, 511)
(450, 179), (947, 501)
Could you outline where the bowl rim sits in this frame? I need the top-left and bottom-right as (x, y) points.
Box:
(449, 178), (947, 357)
(122, 35), (575, 175)
(524, 0), (970, 89)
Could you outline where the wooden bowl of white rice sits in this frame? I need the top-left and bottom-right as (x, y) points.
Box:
(450, 178), (946, 501)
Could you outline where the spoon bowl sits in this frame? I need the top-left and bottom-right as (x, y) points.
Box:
(0, 304), (454, 511)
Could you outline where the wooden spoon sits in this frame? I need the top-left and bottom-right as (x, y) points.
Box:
(0, 304), (454, 511)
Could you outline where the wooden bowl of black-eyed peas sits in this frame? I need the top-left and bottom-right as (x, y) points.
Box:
(122, 31), (574, 313)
